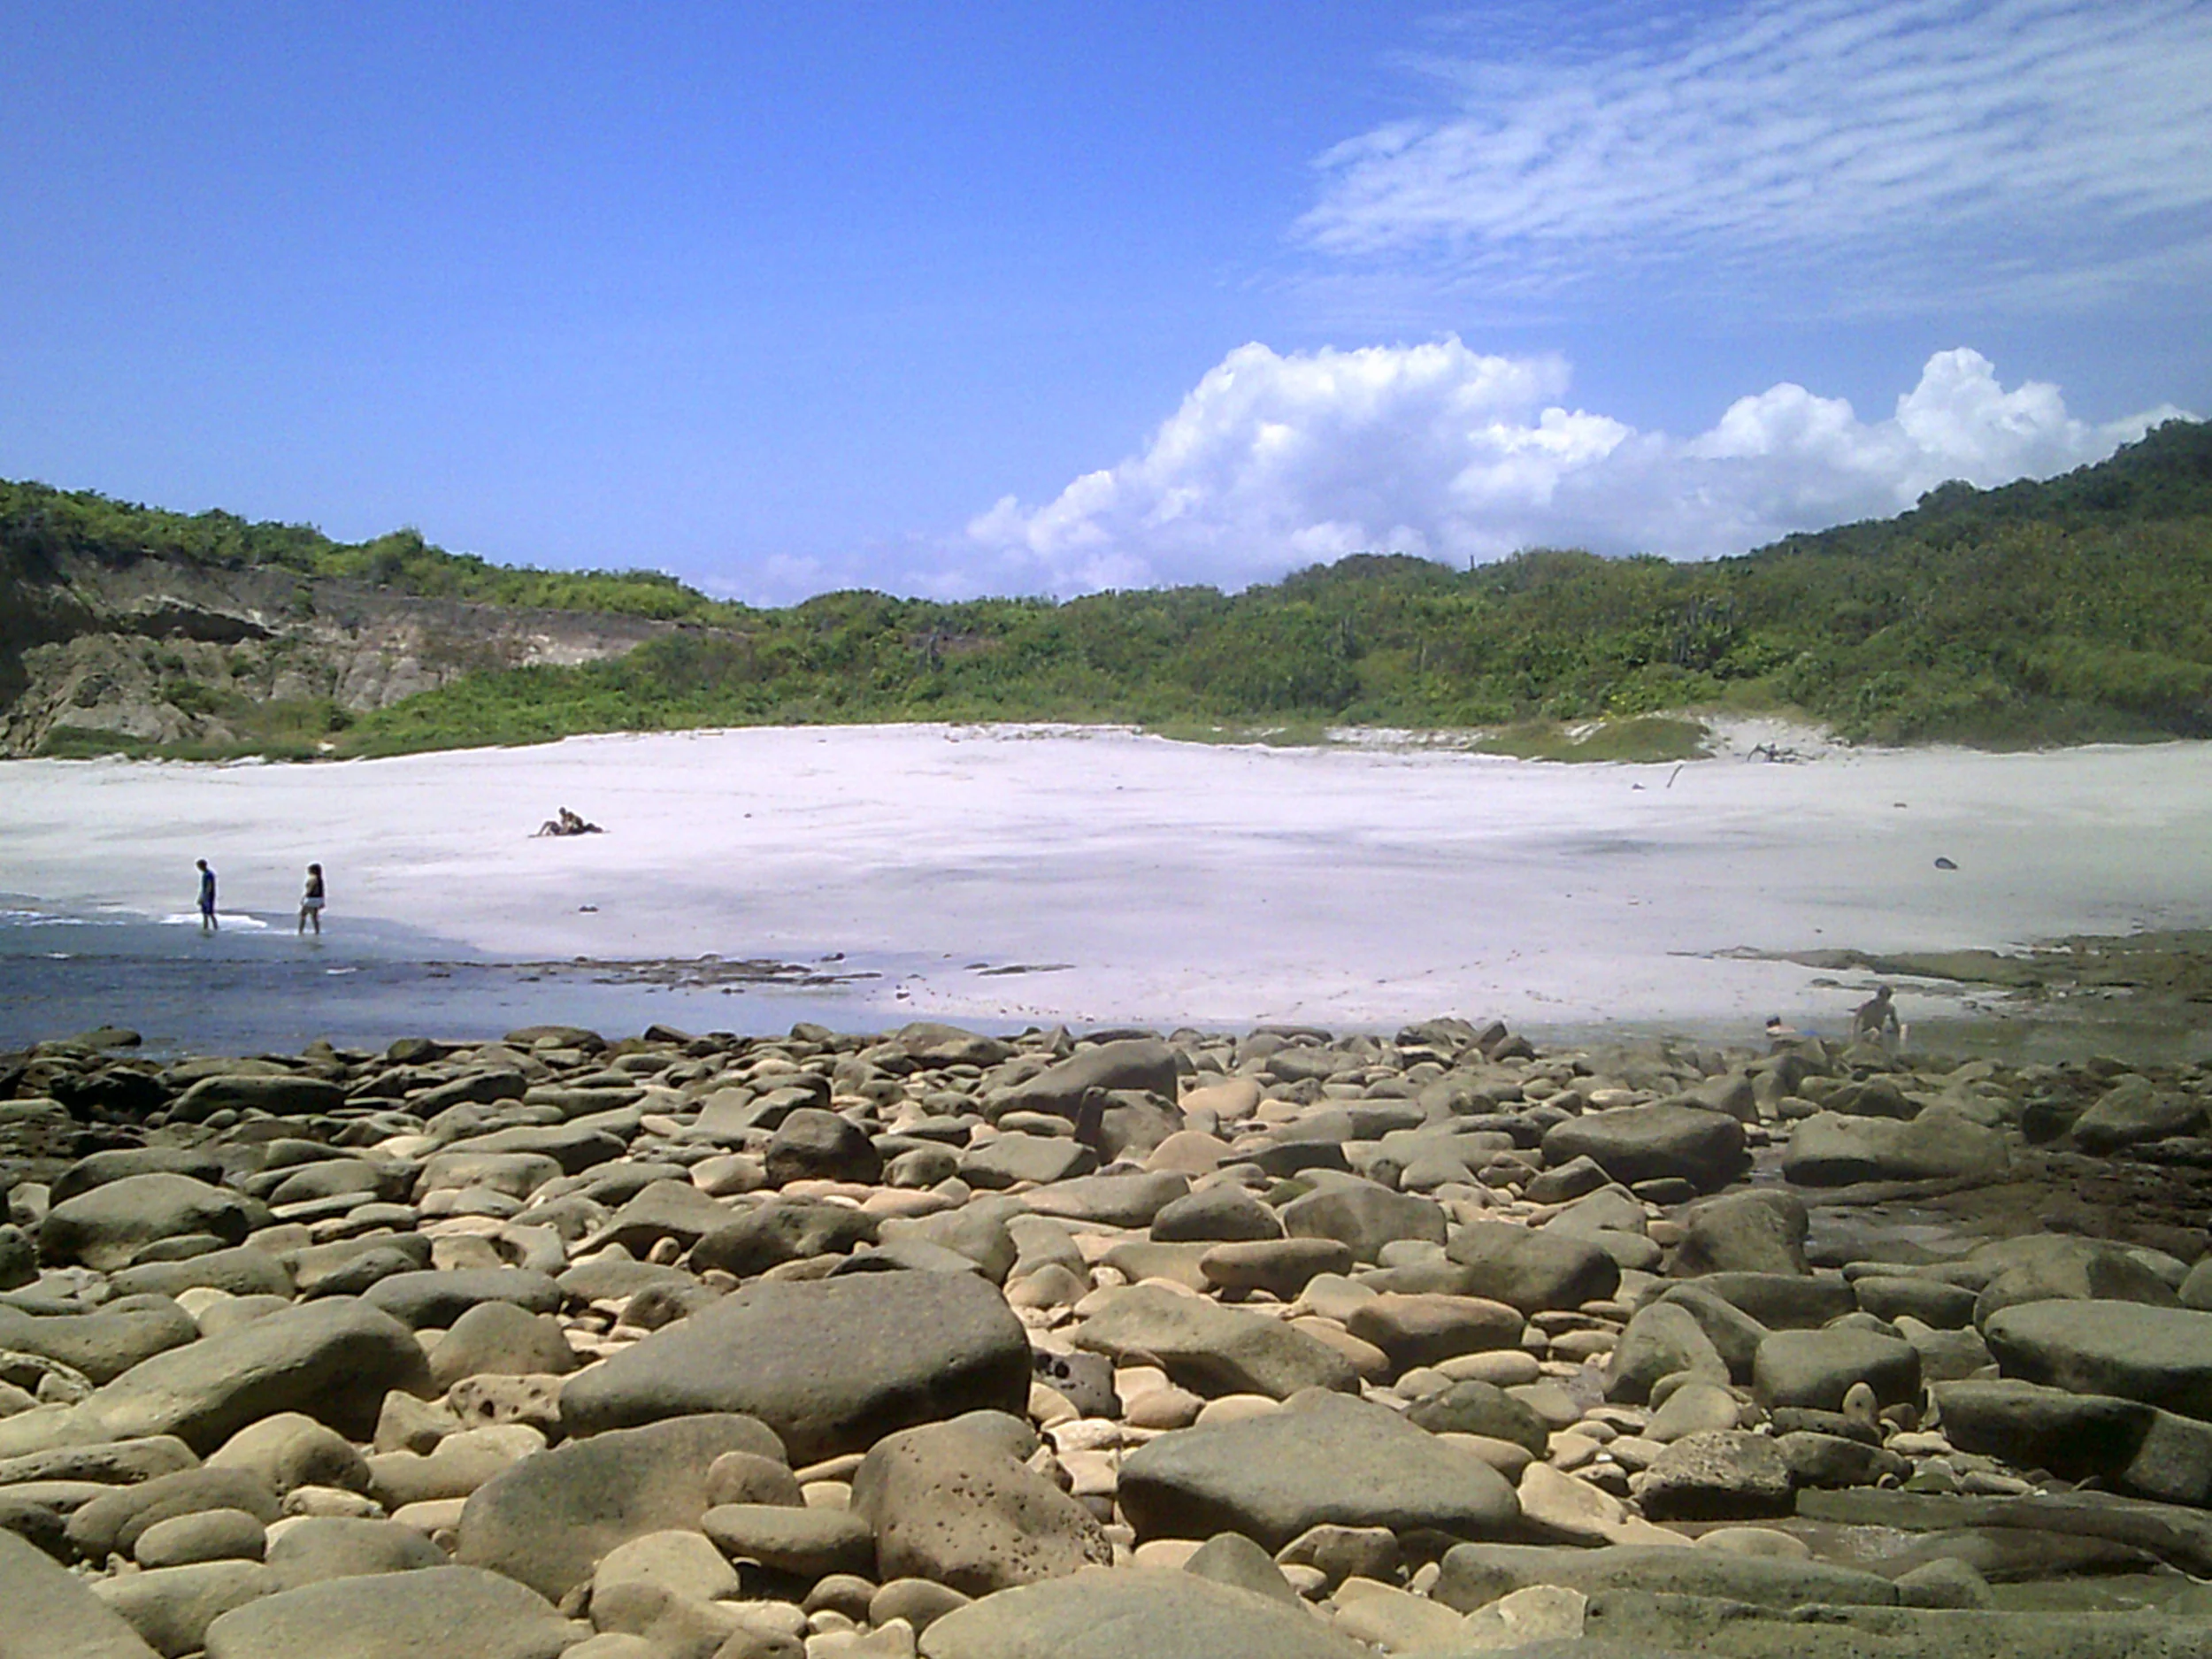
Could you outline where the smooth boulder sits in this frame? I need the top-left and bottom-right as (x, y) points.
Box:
(1118, 1389), (1518, 1549)
(558, 1270), (1030, 1462)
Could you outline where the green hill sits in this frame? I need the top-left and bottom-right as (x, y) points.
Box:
(7, 418), (2210, 758)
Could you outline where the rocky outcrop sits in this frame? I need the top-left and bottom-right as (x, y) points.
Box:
(0, 539), (685, 756)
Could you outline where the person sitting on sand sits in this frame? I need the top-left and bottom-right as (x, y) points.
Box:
(1853, 985), (1901, 1046)
(196, 859), (218, 933)
(1764, 1015), (1800, 1042)
(298, 863), (326, 935)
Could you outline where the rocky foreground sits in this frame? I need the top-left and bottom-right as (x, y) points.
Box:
(4, 1017), (2212, 1658)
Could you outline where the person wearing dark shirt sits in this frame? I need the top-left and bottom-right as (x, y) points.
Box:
(196, 859), (218, 933)
(298, 863), (326, 935)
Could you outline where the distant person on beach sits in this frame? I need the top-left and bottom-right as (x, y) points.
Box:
(196, 859), (218, 933)
(298, 863), (326, 935)
(1764, 1015), (1800, 1042)
(1853, 984), (1901, 1047)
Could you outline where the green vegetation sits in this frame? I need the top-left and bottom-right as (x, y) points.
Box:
(0, 480), (743, 623)
(13, 418), (2212, 757)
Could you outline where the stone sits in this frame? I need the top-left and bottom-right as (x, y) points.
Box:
(1403, 1379), (1552, 1455)
(1970, 1234), (2180, 1325)
(1893, 1555), (1995, 1609)
(1852, 1275), (1978, 1329)
(94, 1560), (277, 1656)
(0, 1298), (201, 1386)
(1450, 1583), (1589, 1650)
(0, 1435), (198, 1488)
(1432, 1540), (1895, 1614)
(363, 1268), (563, 1330)
(851, 1415), (1112, 1595)
(1540, 1104), (1747, 1194)
(0, 1528), (164, 1658)
(1693, 1271), (1856, 1330)
(560, 1271), (1031, 1461)
(1279, 1183), (1445, 1264)
(1148, 1186), (1281, 1243)
(916, 1566), (1369, 1659)
(896, 1025), (1014, 1068)
(75, 1300), (433, 1453)
(768, 1110), (884, 1187)
(1330, 1579), (1465, 1651)
(1342, 1294), (1524, 1370)
(986, 1040), (1180, 1124)
(1752, 1329), (1921, 1411)
(1071, 1284), (1359, 1400)
(593, 1528), (743, 1602)
(1179, 1532), (1300, 1604)
(50, 1148), (227, 1207)
(581, 1181), (738, 1257)
(40, 1175), (252, 1272)
(169, 1074), (347, 1122)
(111, 1247), (295, 1302)
(1605, 1301), (1729, 1404)
(1118, 1388), (1519, 1549)
(872, 1579), (972, 1636)
(427, 1302), (576, 1390)
(0, 1224), (34, 1292)
(703, 1502), (877, 1578)
(1984, 1300), (2212, 1419)
(1653, 1284), (1770, 1379)
(706, 1450), (808, 1509)
(1196, 1238), (1352, 1300)
(1636, 1430), (1795, 1520)
(1776, 1430), (1909, 1489)
(1279, 1522), (1399, 1589)
(134, 1507), (267, 1567)
(456, 1413), (783, 1601)
(690, 1199), (879, 1278)
(1781, 1106), (2008, 1187)
(1645, 1380), (1743, 1443)
(960, 1136), (1095, 1190)
(1670, 1191), (1809, 1278)
(367, 1423), (543, 1509)
(262, 1516), (447, 1588)
(67, 1467), (282, 1563)
(1020, 1171), (1188, 1230)
(2070, 1074), (2205, 1153)
(200, 1565), (578, 1659)
(1442, 1222), (1619, 1315)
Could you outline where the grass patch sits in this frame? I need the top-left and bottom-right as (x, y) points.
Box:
(1472, 715), (1711, 764)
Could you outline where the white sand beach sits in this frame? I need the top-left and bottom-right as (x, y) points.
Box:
(2, 725), (2208, 1033)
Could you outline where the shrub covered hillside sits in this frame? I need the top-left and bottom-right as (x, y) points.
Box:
(346, 419), (2212, 753)
(8, 418), (2210, 757)
(0, 481), (739, 624)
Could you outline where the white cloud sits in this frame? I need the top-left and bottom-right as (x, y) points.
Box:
(961, 339), (2185, 592)
(1300, 0), (2212, 311)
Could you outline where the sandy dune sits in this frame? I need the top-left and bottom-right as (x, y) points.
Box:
(2, 724), (2208, 1032)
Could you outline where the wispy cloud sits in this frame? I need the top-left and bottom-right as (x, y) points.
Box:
(960, 341), (2185, 594)
(1301, 0), (2212, 313)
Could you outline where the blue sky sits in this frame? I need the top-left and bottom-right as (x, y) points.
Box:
(4, 1), (2207, 602)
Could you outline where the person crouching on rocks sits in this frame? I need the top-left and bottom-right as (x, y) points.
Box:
(298, 863), (326, 934)
(1853, 984), (1901, 1048)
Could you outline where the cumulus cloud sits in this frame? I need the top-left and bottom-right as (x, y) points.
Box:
(1300, 0), (2212, 311)
(962, 339), (2185, 593)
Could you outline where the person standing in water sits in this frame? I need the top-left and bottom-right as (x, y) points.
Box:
(196, 859), (218, 932)
(297, 863), (326, 935)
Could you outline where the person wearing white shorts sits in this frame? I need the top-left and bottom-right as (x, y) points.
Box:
(298, 863), (326, 935)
